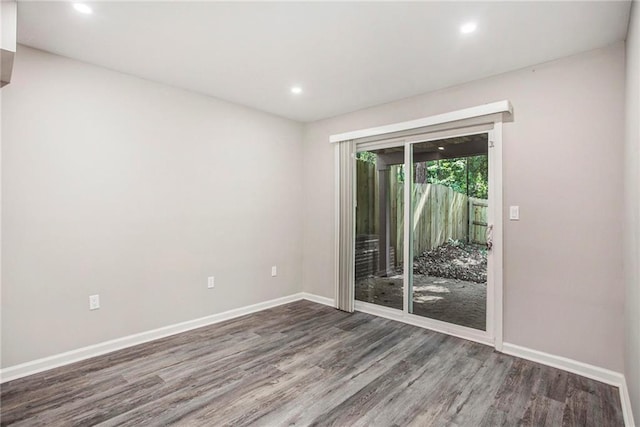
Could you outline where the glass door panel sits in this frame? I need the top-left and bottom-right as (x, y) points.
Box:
(409, 134), (489, 331)
(354, 146), (405, 310)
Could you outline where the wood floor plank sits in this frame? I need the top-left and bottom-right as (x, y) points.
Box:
(492, 358), (547, 423)
(350, 338), (474, 427)
(426, 350), (514, 426)
(521, 393), (565, 426)
(249, 328), (432, 426)
(0, 301), (624, 427)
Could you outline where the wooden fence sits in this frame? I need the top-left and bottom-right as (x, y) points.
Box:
(355, 160), (487, 268)
(468, 197), (489, 245)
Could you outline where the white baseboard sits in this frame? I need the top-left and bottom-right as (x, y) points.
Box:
(502, 343), (635, 427)
(619, 376), (637, 427)
(300, 292), (335, 307)
(502, 343), (623, 385)
(0, 292), (320, 384)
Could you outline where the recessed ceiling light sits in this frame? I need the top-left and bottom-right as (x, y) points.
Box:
(73, 3), (93, 15)
(438, 146), (445, 151)
(291, 86), (302, 95)
(460, 22), (477, 34)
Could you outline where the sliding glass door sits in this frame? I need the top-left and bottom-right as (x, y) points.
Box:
(354, 146), (405, 310)
(407, 134), (489, 331)
(354, 131), (492, 338)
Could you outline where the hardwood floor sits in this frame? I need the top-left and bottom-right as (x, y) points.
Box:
(0, 300), (624, 426)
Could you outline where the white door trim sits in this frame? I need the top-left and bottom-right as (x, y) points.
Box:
(491, 122), (504, 351)
(329, 100), (512, 143)
(355, 300), (494, 347)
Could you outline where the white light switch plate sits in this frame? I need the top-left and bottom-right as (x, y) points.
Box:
(509, 206), (520, 220)
(89, 294), (100, 310)
(207, 276), (215, 288)
(271, 266), (277, 277)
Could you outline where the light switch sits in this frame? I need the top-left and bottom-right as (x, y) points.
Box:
(509, 206), (520, 221)
(89, 294), (100, 310)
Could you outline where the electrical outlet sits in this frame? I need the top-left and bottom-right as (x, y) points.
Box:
(207, 276), (215, 288)
(89, 294), (100, 310)
(271, 266), (277, 277)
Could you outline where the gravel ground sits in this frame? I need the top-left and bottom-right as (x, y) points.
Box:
(414, 241), (487, 283)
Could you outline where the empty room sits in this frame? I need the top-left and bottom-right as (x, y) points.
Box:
(1, 1), (639, 426)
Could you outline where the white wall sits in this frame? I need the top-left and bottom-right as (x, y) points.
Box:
(302, 43), (626, 372)
(624, 0), (640, 421)
(0, 38), (631, 384)
(1, 46), (304, 367)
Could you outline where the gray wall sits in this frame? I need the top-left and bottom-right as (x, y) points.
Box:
(1, 46), (304, 367)
(302, 43), (626, 372)
(625, 0), (640, 420)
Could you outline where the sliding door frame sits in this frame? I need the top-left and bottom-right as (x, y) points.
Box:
(334, 101), (510, 350)
(403, 127), (499, 346)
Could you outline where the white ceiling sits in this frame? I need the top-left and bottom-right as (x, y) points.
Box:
(17, 1), (631, 122)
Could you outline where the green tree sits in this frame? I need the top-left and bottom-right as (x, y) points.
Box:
(467, 155), (488, 198)
(418, 154), (488, 199)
